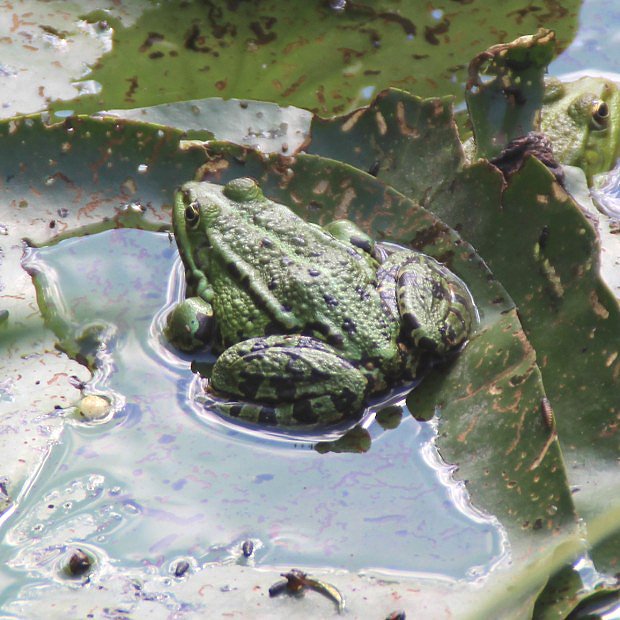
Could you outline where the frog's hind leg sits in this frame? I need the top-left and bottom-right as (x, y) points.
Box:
(378, 251), (475, 355)
(207, 334), (368, 427)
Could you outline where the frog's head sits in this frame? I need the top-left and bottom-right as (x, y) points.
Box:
(540, 76), (620, 182)
(173, 178), (264, 300)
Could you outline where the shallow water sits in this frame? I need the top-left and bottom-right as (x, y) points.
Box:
(0, 229), (507, 593)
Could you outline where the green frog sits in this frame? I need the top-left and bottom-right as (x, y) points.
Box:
(167, 177), (474, 426)
(541, 76), (620, 182)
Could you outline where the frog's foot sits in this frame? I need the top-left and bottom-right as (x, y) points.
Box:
(165, 297), (214, 352)
(378, 251), (475, 355)
(209, 334), (368, 426)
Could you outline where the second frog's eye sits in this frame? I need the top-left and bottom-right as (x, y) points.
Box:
(185, 202), (200, 228)
(591, 100), (610, 129)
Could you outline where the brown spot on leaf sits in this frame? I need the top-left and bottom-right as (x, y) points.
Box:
(139, 32), (164, 52)
(340, 109), (366, 133)
(125, 76), (138, 102)
(589, 291), (610, 319)
(250, 19), (277, 45)
(374, 110), (387, 135)
(395, 101), (418, 137)
(282, 75), (307, 98)
(424, 18), (450, 46)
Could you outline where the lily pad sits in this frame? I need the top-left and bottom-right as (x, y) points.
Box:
(465, 28), (556, 159)
(300, 36), (620, 590)
(0, 113), (578, 618)
(52, 0), (580, 117)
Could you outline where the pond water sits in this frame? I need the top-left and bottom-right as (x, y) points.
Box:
(0, 229), (507, 594)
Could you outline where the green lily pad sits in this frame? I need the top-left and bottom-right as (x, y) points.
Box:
(308, 89), (462, 205)
(299, 37), (620, 590)
(52, 0), (580, 117)
(102, 97), (312, 154)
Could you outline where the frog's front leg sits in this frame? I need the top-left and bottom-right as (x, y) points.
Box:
(378, 251), (475, 355)
(165, 297), (214, 352)
(208, 334), (368, 426)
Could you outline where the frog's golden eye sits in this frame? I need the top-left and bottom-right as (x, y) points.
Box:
(184, 202), (200, 228)
(591, 100), (610, 129)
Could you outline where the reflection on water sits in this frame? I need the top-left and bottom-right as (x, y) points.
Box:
(2, 229), (508, 597)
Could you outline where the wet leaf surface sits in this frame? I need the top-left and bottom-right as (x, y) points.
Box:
(295, 34), (620, 600)
(53, 0), (580, 117)
(465, 28), (556, 159)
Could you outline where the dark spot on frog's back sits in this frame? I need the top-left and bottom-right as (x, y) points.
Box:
(292, 400), (319, 424)
(323, 293), (339, 308)
(258, 408), (278, 425)
(355, 285), (371, 302)
(342, 318), (357, 334)
(350, 236), (373, 253)
(269, 376), (297, 401)
(397, 271), (421, 289)
(238, 372), (263, 399)
(331, 387), (360, 410)
(307, 321), (344, 347)
(226, 260), (244, 281)
(261, 237), (274, 249)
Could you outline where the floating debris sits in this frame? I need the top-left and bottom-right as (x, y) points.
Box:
(241, 540), (254, 558)
(0, 478), (11, 514)
(78, 394), (111, 421)
(64, 548), (92, 577)
(375, 405), (403, 429)
(269, 569), (345, 614)
(173, 560), (190, 577)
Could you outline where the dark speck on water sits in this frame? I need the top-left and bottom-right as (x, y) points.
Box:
(254, 473), (274, 483)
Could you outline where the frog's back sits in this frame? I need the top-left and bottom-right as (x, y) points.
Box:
(207, 191), (399, 368)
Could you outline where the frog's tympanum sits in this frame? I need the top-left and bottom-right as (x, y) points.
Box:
(167, 178), (474, 426)
(541, 76), (620, 181)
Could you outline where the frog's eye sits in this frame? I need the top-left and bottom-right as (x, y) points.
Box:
(184, 202), (201, 228)
(591, 100), (610, 129)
